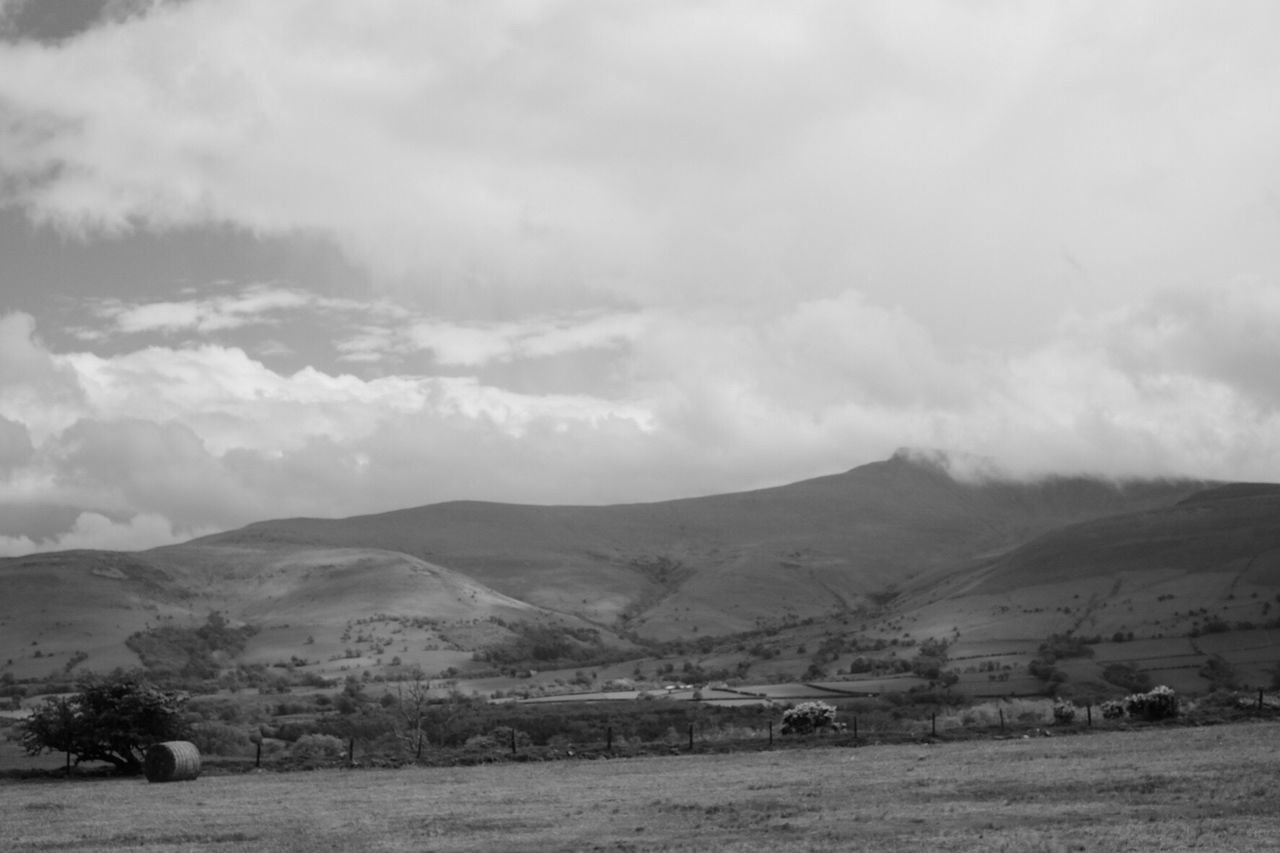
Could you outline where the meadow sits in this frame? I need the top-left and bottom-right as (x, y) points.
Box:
(5, 720), (1280, 852)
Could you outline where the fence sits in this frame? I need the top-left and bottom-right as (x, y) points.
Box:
(250, 689), (1280, 771)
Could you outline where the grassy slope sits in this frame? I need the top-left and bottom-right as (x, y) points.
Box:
(889, 485), (1280, 691)
(3, 452), (1259, 687)
(0, 550), (194, 679)
(180, 452), (1210, 638)
(6, 722), (1280, 852)
(0, 543), (614, 681)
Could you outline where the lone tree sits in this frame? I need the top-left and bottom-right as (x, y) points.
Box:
(21, 675), (190, 775)
(781, 701), (838, 735)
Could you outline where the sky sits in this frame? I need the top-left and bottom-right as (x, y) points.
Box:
(2, 0), (1280, 554)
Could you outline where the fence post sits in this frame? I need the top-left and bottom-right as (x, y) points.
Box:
(931, 713), (937, 737)
(348, 738), (355, 767)
(607, 726), (613, 752)
(998, 707), (1004, 731)
(255, 740), (262, 768)
(510, 729), (517, 755)
(1259, 688), (1265, 713)
(768, 721), (773, 747)
(1086, 705), (1092, 727)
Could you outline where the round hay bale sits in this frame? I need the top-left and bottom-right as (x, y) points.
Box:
(144, 741), (201, 783)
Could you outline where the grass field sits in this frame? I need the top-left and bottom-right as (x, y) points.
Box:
(5, 721), (1280, 852)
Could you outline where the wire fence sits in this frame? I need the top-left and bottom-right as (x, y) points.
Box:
(240, 689), (1280, 771)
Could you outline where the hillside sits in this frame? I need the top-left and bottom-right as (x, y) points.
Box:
(1, 449), (1252, 691)
(883, 482), (1280, 693)
(186, 449), (1210, 637)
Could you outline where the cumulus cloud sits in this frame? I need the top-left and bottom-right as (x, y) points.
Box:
(0, 511), (204, 557)
(2, 0), (1278, 335)
(0, 414), (32, 472)
(3, 2), (1280, 552)
(6, 276), (1280, 554)
(0, 313), (86, 442)
(1095, 279), (1280, 408)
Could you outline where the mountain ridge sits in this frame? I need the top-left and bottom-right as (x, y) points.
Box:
(2, 450), (1256, 691)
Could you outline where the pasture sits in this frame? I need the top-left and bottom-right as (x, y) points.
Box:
(6, 721), (1280, 852)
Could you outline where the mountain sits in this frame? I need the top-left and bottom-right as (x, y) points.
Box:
(2, 449), (1253, 689)
(177, 448), (1209, 637)
(897, 480), (1280, 649)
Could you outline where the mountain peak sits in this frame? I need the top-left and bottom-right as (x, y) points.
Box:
(887, 446), (1007, 482)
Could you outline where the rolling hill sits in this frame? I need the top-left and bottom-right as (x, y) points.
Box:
(8, 448), (1278, 695)
(882, 481), (1280, 693)
(180, 448), (1210, 637)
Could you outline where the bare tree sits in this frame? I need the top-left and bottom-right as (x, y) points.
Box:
(394, 671), (431, 759)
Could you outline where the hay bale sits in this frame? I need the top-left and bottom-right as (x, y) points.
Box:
(144, 741), (201, 783)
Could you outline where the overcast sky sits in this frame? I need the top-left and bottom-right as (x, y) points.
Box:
(2, 0), (1280, 554)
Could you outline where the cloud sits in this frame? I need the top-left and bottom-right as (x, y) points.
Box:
(0, 313), (86, 442)
(1096, 278), (1280, 408)
(2, 0), (1278, 338)
(4, 3), (1280, 552)
(402, 310), (648, 368)
(60, 343), (653, 458)
(79, 284), (373, 337)
(0, 413), (32, 472)
(0, 511), (203, 557)
(6, 277), (1280, 554)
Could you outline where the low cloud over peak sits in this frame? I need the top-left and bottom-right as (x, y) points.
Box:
(3, 272), (1280, 552)
(3, 2), (1280, 551)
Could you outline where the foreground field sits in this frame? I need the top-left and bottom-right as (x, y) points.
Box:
(6, 721), (1280, 852)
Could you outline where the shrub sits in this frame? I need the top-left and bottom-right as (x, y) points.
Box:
(1102, 663), (1152, 693)
(1123, 685), (1178, 721)
(20, 675), (189, 774)
(1198, 655), (1238, 690)
(291, 733), (347, 760)
(781, 701), (837, 735)
(190, 721), (251, 757)
(1051, 699), (1077, 724)
(126, 612), (257, 680)
(1038, 633), (1094, 660)
(1100, 700), (1125, 720)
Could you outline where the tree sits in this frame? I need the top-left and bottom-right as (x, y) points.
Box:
(20, 675), (190, 774)
(780, 701), (837, 735)
(911, 637), (950, 681)
(1198, 655), (1239, 691)
(393, 674), (431, 759)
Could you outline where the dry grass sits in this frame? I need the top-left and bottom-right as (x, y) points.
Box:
(5, 720), (1280, 852)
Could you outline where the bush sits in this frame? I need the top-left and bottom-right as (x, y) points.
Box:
(292, 733), (347, 759)
(190, 721), (251, 757)
(780, 701), (837, 735)
(20, 675), (189, 774)
(1038, 633), (1094, 661)
(1100, 699), (1125, 720)
(126, 612), (257, 680)
(1052, 699), (1077, 724)
(1123, 685), (1178, 721)
(1198, 655), (1238, 690)
(1102, 663), (1152, 693)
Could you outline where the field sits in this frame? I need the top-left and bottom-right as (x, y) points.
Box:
(5, 721), (1280, 852)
